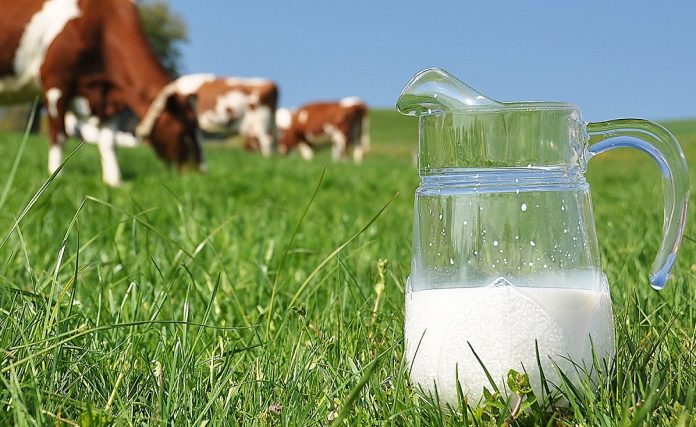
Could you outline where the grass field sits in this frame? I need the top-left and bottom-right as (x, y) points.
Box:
(0, 110), (694, 425)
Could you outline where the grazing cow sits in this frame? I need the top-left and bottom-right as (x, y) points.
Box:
(191, 75), (278, 156)
(0, 0), (203, 186)
(275, 97), (370, 162)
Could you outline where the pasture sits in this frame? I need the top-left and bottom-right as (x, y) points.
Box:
(0, 111), (694, 425)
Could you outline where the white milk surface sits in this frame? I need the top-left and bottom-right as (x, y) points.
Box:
(404, 275), (615, 406)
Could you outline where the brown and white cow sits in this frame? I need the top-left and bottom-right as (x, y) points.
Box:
(0, 0), (202, 186)
(67, 74), (279, 158)
(188, 75), (278, 156)
(275, 97), (370, 163)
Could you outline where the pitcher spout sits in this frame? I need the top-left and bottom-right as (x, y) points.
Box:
(396, 67), (502, 116)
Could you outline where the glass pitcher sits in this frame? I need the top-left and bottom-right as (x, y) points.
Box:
(398, 68), (689, 406)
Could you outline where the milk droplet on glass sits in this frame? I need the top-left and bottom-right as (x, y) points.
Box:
(493, 240), (499, 247)
(521, 203), (527, 212)
(530, 240), (536, 247)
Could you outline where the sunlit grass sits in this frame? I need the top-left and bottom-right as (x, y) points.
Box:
(0, 112), (694, 425)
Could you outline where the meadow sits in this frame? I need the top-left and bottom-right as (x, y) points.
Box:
(0, 110), (694, 425)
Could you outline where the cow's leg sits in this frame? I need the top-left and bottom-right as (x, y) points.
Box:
(64, 111), (80, 140)
(351, 120), (365, 164)
(96, 121), (122, 186)
(114, 131), (139, 148)
(353, 114), (370, 164)
(195, 129), (208, 173)
(258, 137), (272, 157)
(353, 143), (365, 164)
(331, 135), (346, 161)
(63, 93), (122, 185)
(113, 110), (140, 148)
(297, 142), (314, 160)
(241, 107), (273, 157)
(278, 129), (303, 156)
(254, 106), (274, 157)
(243, 136), (260, 152)
(48, 141), (65, 175)
(44, 87), (69, 175)
(66, 114), (103, 145)
(65, 97), (100, 145)
(327, 125), (347, 161)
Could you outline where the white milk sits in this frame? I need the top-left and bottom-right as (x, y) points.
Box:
(404, 274), (615, 406)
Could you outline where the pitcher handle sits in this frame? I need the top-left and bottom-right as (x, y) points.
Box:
(585, 119), (689, 289)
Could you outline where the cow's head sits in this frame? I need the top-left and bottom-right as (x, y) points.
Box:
(140, 93), (205, 171)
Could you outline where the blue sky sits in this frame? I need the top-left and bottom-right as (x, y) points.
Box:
(169, 1), (695, 121)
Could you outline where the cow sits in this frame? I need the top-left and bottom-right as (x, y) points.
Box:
(275, 97), (370, 163)
(0, 0), (203, 186)
(65, 74), (279, 157)
(191, 75), (278, 156)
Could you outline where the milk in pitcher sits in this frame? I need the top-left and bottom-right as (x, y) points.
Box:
(404, 273), (615, 406)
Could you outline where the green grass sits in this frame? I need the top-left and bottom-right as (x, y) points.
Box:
(0, 111), (694, 425)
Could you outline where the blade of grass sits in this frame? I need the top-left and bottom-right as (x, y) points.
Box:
(467, 341), (500, 395)
(330, 355), (380, 426)
(266, 166), (326, 337)
(0, 141), (84, 252)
